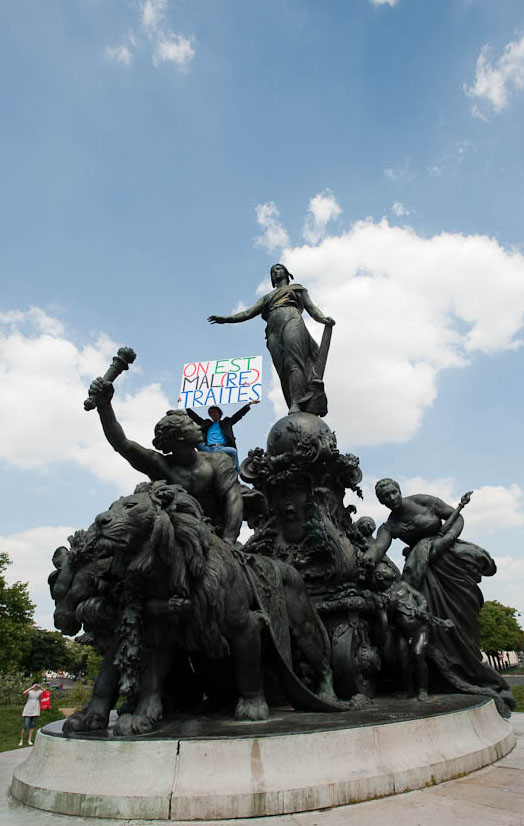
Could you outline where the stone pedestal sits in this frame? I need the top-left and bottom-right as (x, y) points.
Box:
(11, 696), (515, 821)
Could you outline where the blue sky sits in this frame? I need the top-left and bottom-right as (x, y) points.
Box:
(2, 0), (524, 630)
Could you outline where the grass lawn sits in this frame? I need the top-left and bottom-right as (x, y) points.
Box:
(0, 705), (65, 753)
(511, 684), (524, 712)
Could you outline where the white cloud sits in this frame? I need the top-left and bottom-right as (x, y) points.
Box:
(384, 160), (412, 182)
(141, 0), (167, 34)
(0, 309), (171, 490)
(256, 202), (524, 446)
(428, 140), (475, 178)
(370, 0), (398, 6)
(105, 35), (136, 66)
(466, 35), (524, 114)
(303, 191), (342, 244)
(481, 555), (524, 625)
(391, 201), (410, 217)
(106, 0), (194, 72)
(153, 34), (195, 68)
(142, 0), (194, 69)
(254, 202), (290, 252)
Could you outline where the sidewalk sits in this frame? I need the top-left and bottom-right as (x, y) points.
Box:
(2, 713), (523, 826)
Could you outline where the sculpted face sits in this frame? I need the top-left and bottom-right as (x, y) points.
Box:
(94, 493), (157, 547)
(376, 480), (402, 511)
(271, 264), (290, 288)
(356, 516), (376, 537)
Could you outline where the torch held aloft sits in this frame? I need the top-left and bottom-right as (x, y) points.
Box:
(84, 346), (137, 411)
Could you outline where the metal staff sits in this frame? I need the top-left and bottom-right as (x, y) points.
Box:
(83, 346), (137, 411)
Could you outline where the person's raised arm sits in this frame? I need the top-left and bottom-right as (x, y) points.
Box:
(88, 378), (162, 478)
(184, 407), (206, 427)
(302, 291), (335, 327)
(229, 399), (259, 425)
(208, 296), (265, 325)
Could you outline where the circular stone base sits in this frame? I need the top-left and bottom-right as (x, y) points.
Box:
(10, 696), (515, 821)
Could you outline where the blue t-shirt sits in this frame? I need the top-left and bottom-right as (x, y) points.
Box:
(207, 421), (226, 445)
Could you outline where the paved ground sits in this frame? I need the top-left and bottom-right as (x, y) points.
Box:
(506, 675), (524, 685)
(2, 713), (523, 826)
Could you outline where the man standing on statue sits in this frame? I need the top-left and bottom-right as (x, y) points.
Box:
(180, 399), (260, 472)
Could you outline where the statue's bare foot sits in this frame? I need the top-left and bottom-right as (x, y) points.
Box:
(417, 689), (428, 702)
(235, 696), (269, 721)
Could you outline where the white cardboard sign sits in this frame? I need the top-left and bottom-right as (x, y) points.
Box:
(178, 356), (263, 408)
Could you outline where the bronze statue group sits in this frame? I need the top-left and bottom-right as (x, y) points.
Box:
(49, 263), (514, 737)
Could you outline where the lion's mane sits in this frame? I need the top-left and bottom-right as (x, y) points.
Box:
(106, 481), (235, 659)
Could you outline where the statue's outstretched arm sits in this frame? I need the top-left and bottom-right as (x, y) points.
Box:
(363, 523), (393, 566)
(302, 291), (335, 326)
(208, 296), (265, 325)
(89, 378), (161, 478)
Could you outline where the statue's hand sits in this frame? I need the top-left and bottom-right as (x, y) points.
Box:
(361, 549), (377, 570)
(324, 317), (336, 327)
(88, 377), (114, 406)
(208, 315), (226, 324)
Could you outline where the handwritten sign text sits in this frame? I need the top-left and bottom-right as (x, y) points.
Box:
(178, 356), (263, 408)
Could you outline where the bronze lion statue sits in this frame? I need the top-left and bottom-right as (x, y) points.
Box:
(50, 481), (344, 735)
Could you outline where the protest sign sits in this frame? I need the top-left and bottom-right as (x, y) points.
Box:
(178, 356), (263, 408)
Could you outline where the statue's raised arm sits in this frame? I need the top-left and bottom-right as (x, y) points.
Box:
(208, 263), (335, 417)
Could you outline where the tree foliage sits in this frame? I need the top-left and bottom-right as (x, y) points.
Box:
(0, 552), (34, 672)
(22, 628), (70, 673)
(479, 600), (524, 652)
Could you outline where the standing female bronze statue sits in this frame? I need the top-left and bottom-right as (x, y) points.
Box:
(364, 478), (514, 716)
(208, 263), (335, 417)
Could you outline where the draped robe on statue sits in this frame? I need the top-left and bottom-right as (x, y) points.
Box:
(261, 284), (327, 416)
(394, 511), (514, 717)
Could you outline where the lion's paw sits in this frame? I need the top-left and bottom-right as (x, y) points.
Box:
(63, 710), (108, 734)
(347, 692), (375, 711)
(113, 713), (156, 736)
(235, 696), (269, 722)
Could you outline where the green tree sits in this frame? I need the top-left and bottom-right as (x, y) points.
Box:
(22, 628), (70, 674)
(0, 552), (34, 672)
(64, 638), (89, 676)
(85, 648), (103, 681)
(479, 600), (524, 652)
